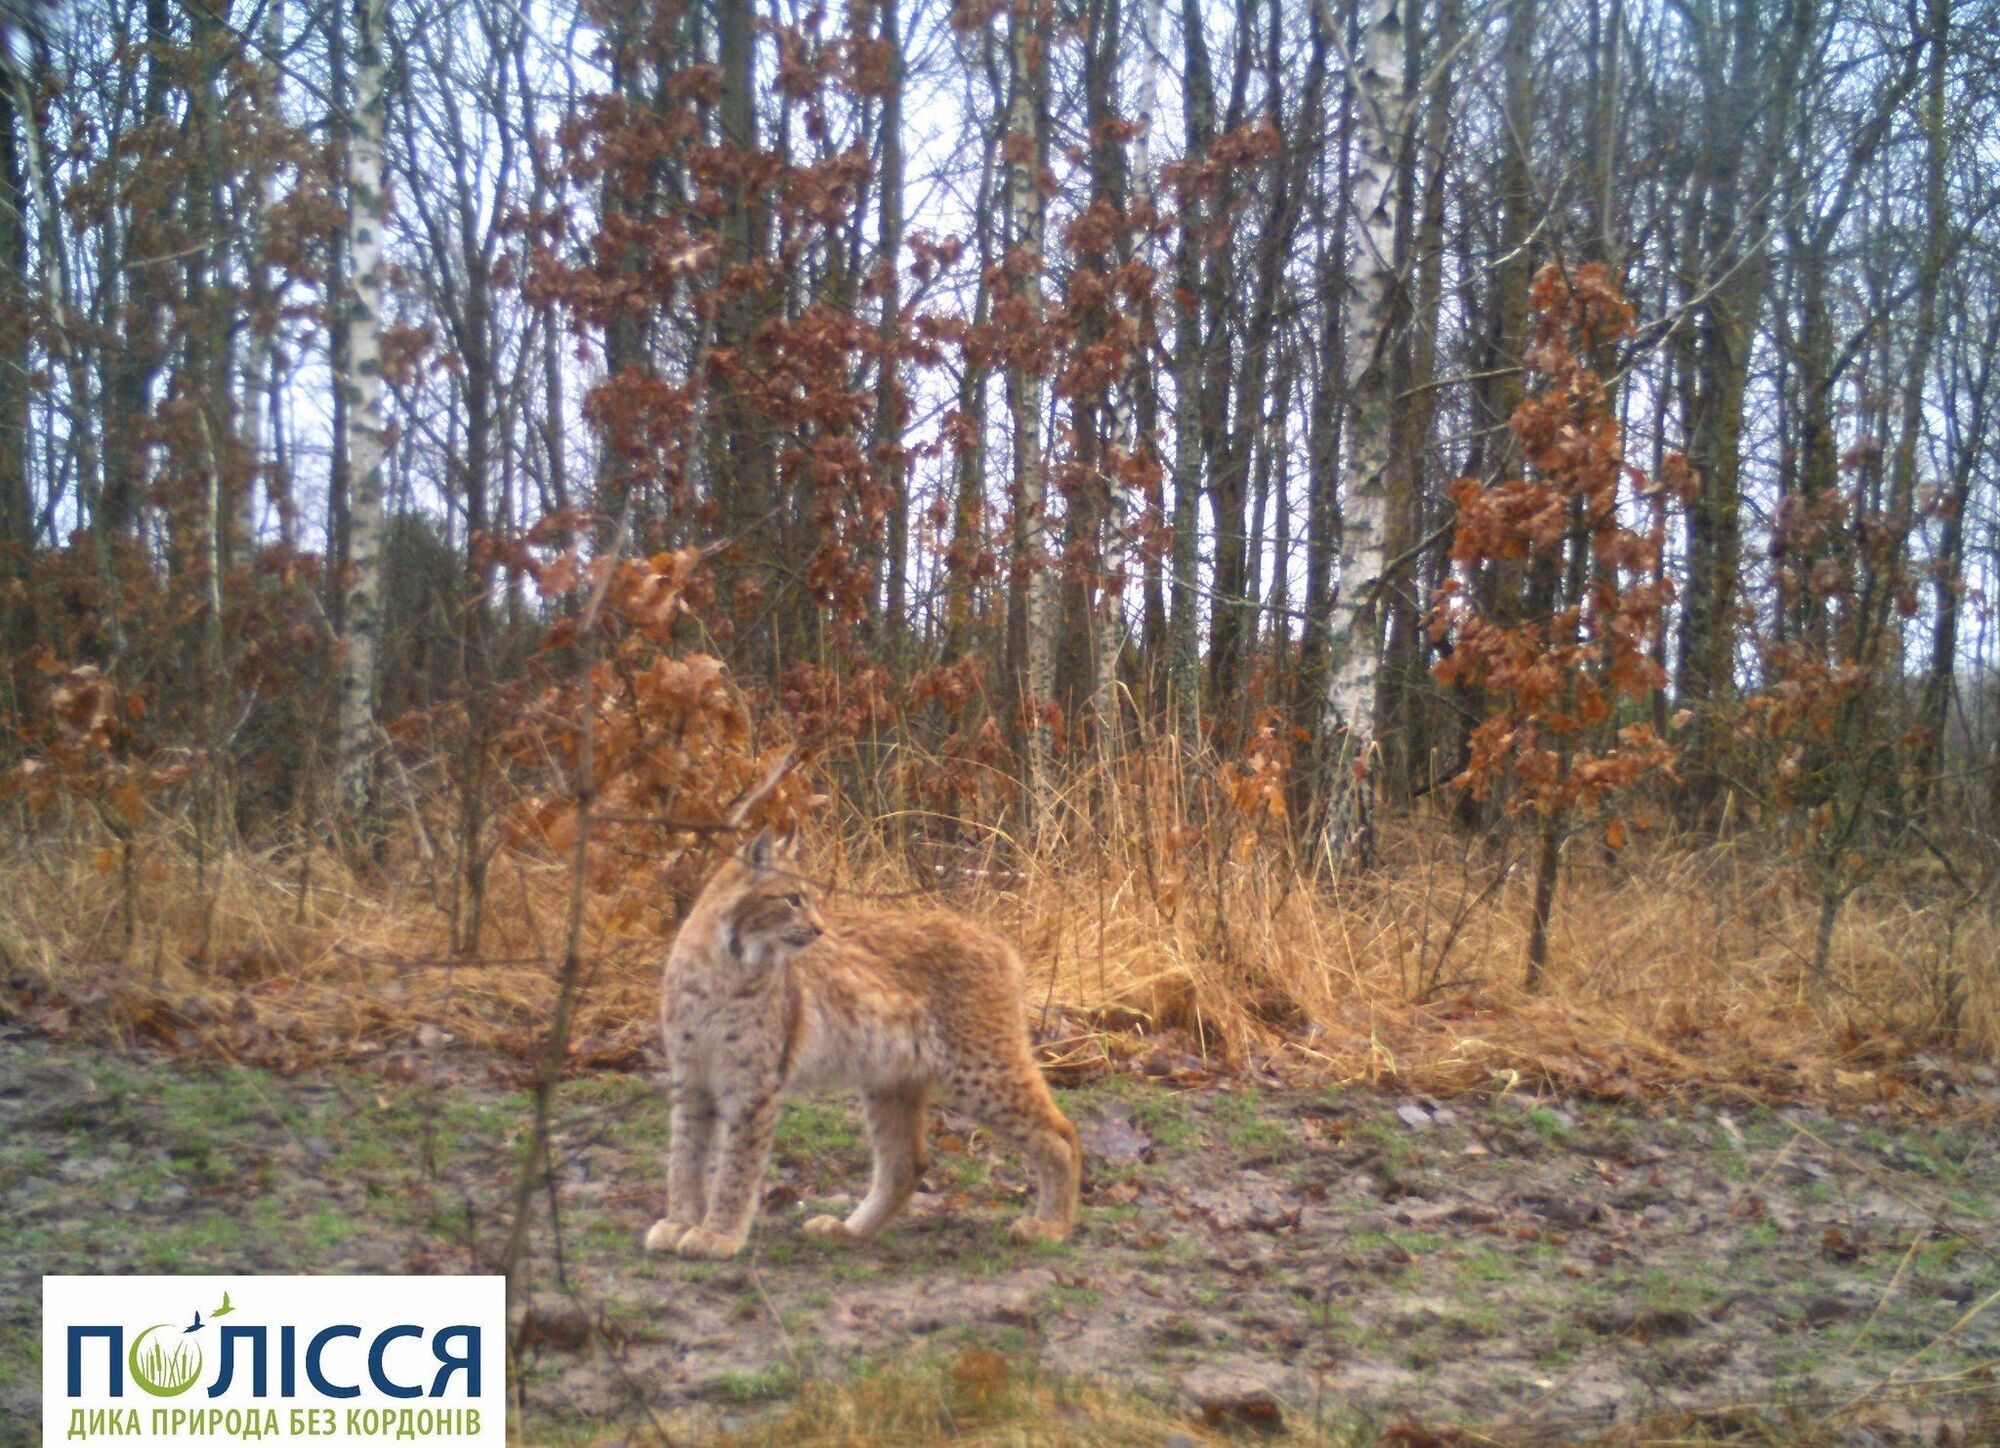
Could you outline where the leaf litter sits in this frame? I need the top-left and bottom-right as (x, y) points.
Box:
(6, 1034), (2000, 1441)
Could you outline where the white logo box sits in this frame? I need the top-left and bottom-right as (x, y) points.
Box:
(44, 1276), (505, 1446)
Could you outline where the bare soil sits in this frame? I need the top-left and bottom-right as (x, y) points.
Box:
(3, 1029), (1998, 1444)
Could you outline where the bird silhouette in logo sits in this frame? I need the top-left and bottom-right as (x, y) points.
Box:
(183, 1310), (203, 1334)
(212, 1292), (236, 1318)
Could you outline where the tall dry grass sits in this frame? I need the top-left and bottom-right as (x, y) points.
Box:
(1, 772), (1993, 1104)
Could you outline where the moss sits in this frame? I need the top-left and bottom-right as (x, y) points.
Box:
(1526, 1107), (1575, 1146)
(711, 1365), (800, 1404)
(1229, 1117), (1293, 1152)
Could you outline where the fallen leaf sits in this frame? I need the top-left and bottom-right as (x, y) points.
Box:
(1094, 1177), (1141, 1206)
(1079, 1109), (1152, 1166)
(1820, 1226), (1863, 1261)
(515, 1305), (591, 1353)
(1381, 1422), (1467, 1447)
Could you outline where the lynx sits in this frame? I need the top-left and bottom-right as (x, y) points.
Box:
(644, 829), (1081, 1260)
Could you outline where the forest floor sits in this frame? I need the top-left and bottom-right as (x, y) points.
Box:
(4, 1030), (2000, 1445)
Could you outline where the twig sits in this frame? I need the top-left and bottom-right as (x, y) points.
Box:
(725, 746), (798, 828)
(332, 944), (547, 970)
(590, 1313), (677, 1447)
(499, 504), (631, 1324)
(1834, 1281), (2000, 1416)
(1725, 1089), (1999, 1267)
(591, 746), (797, 836)
(748, 1259), (803, 1378)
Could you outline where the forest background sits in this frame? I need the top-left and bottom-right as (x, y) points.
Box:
(3, 0), (1998, 1104)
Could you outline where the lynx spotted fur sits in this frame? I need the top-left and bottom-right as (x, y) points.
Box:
(644, 830), (1081, 1260)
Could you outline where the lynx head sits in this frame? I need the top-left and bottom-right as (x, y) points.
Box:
(713, 827), (823, 967)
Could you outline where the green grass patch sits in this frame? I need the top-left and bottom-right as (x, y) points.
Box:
(711, 1365), (800, 1404)
(776, 1101), (863, 1161)
(1526, 1107), (1575, 1146)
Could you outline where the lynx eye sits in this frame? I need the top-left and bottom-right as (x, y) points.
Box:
(783, 892), (804, 907)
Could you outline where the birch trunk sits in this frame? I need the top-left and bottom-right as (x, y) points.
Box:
(944, 125), (996, 660)
(242, 0), (282, 540)
(335, 0), (389, 830)
(98, 0), (171, 540)
(1004, 0), (1051, 812)
(1059, 0), (1127, 749)
(242, 19), (277, 548)
(1317, 0), (1407, 866)
(1291, 39), (1350, 819)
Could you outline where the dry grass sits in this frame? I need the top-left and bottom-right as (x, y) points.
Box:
(695, 1347), (1218, 1446)
(686, 1348), (2000, 1447)
(1, 779), (1995, 1108)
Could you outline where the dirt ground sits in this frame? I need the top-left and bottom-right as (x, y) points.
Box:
(4, 1027), (1999, 1444)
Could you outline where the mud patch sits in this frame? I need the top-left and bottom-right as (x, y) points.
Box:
(3, 1033), (1997, 1441)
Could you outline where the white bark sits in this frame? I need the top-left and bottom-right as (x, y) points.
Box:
(1319, 0), (1408, 862)
(240, 0), (284, 546)
(336, 0), (389, 827)
(1006, 0), (1051, 807)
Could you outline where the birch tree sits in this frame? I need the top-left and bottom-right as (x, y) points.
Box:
(239, 0), (284, 546)
(1003, 0), (1051, 811)
(1317, 0), (1408, 865)
(335, 0), (389, 831)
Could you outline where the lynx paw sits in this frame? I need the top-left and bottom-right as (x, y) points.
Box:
(802, 1214), (855, 1244)
(643, 1219), (695, 1254)
(674, 1226), (747, 1260)
(1007, 1217), (1070, 1246)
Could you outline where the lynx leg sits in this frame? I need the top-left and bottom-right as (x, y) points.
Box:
(645, 1088), (715, 1254)
(806, 1085), (928, 1244)
(677, 1090), (781, 1260)
(997, 1067), (1080, 1245)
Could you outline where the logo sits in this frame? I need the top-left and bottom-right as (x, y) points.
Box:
(44, 1276), (504, 1445)
(128, 1321), (204, 1397)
